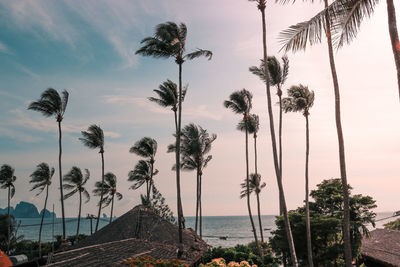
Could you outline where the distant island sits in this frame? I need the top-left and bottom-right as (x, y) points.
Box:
(0, 201), (57, 218)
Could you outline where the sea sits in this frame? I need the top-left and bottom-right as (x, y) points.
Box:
(15, 212), (393, 248)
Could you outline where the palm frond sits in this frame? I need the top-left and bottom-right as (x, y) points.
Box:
(185, 49), (213, 61)
(63, 188), (78, 200)
(83, 189), (90, 203)
(79, 124), (104, 149)
(10, 184), (15, 198)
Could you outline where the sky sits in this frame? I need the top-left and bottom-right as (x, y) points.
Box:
(0, 0), (399, 218)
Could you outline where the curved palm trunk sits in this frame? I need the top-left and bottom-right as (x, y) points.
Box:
(199, 172), (203, 238)
(245, 117), (262, 257)
(278, 89), (284, 216)
(7, 186), (10, 254)
(195, 170), (200, 237)
(38, 185), (49, 258)
(176, 62), (184, 254)
(149, 160), (154, 202)
(259, 4), (298, 266)
(110, 195), (114, 223)
(76, 190), (82, 242)
(254, 134), (264, 243)
(386, 0), (400, 101)
(95, 151), (105, 232)
(305, 114), (313, 267)
(58, 121), (66, 239)
(323, 1), (352, 265)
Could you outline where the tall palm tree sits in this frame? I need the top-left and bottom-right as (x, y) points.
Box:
(168, 123), (216, 238)
(0, 164), (16, 254)
(128, 160), (159, 201)
(79, 124), (104, 232)
(248, 1), (298, 264)
(224, 89), (262, 257)
(237, 114), (265, 242)
(136, 22), (212, 252)
(282, 85), (315, 267)
(129, 137), (158, 202)
(249, 56), (289, 216)
(63, 167), (90, 241)
(279, 1), (352, 265)
(93, 172), (122, 223)
(29, 163), (54, 257)
(148, 80), (187, 132)
(332, 0), (400, 101)
(28, 88), (69, 239)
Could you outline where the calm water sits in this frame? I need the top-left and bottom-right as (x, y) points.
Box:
(15, 212), (393, 248)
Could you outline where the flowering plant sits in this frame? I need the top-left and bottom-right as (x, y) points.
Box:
(200, 258), (257, 267)
(123, 255), (188, 267)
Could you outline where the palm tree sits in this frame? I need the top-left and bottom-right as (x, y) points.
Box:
(28, 88), (69, 239)
(249, 56), (289, 216)
(136, 22), (212, 252)
(79, 124), (104, 232)
(63, 166), (90, 241)
(168, 123), (216, 238)
(332, 0), (400, 101)
(0, 164), (16, 254)
(279, 1), (353, 265)
(282, 85), (315, 267)
(237, 114), (265, 242)
(239, 173), (266, 242)
(129, 137), (158, 202)
(248, 1), (298, 264)
(224, 89), (262, 257)
(93, 172), (122, 223)
(29, 163), (54, 257)
(128, 160), (158, 201)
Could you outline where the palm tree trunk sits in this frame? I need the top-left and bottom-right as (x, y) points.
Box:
(58, 121), (66, 239)
(96, 151), (105, 232)
(7, 186), (10, 254)
(259, 4), (298, 266)
(278, 89), (284, 216)
(254, 134), (264, 243)
(176, 61), (184, 254)
(323, 1), (352, 265)
(195, 170), (199, 237)
(110, 195), (114, 224)
(76, 190), (82, 241)
(245, 116), (262, 257)
(199, 173), (203, 238)
(146, 180), (149, 202)
(38, 185), (49, 258)
(305, 114), (313, 267)
(386, 0), (400, 101)
(149, 160), (154, 201)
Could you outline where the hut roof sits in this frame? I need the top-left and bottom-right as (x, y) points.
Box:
(361, 228), (400, 267)
(48, 205), (209, 266)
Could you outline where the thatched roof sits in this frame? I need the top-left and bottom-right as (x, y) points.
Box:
(48, 205), (209, 266)
(361, 228), (400, 267)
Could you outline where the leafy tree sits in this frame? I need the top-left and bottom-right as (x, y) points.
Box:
(279, 1), (353, 264)
(0, 164), (17, 253)
(63, 166), (90, 240)
(282, 85), (315, 265)
(270, 178), (376, 266)
(29, 163), (54, 257)
(93, 172), (122, 223)
(28, 88), (69, 239)
(129, 137), (158, 201)
(128, 160), (158, 202)
(136, 21), (212, 253)
(79, 124), (104, 232)
(238, 114), (266, 242)
(384, 218), (400, 230)
(224, 89), (262, 257)
(0, 214), (23, 254)
(146, 184), (175, 224)
(248, 0), (298, 263)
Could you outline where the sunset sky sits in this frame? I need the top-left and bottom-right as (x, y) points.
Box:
(0, 0), (399, 217)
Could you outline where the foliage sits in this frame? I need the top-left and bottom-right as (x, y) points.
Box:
(270, 178), (376, 266)
(93, 172), (122, 208)
(123, 255), (187, 267)
(0, 214), (22, 253)
(144, 184), (175, 224)
(202, 242), (278, 267)
(0, 164), (17, 198)
(384, 218), (400, 230)
(200, 258), (257, 267)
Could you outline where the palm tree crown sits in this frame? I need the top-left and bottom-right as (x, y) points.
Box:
(28, 88), (69, 122)
(29, 163), (54, 195)
(282, 85), (315, 116)
(136, 22), (212, 64)
(148, 80), (187, 111)
(128, 160), (158, 190)
(223, 89), (253, 116)
(130, 137), (158, 162)
(0, 165), (16, 198)
(63, 167), (90, 202)
(93, 172), (123, 208)
(249, 56), (289, 87)
(79, 124), (104, 152)
(237, 114), (260, 136)
(240, 173), (266, 198)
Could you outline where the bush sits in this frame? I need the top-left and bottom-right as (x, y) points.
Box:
(123, 255), (187, 267)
